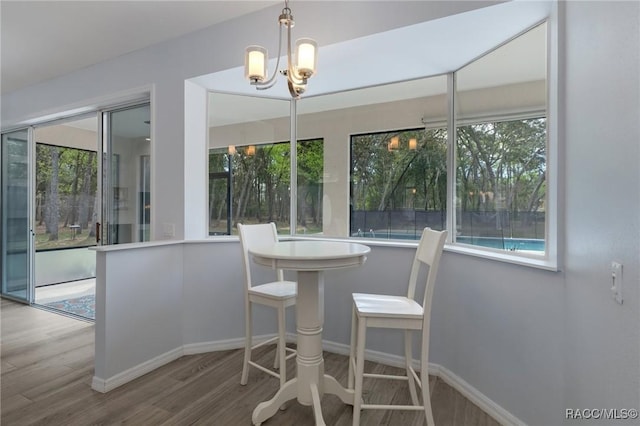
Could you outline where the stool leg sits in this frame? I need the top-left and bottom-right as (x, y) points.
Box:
(405, 329), (419, 405)
(421, 341), (435, 426)
(277, 304), (287, 387)
(348, 305), (357, 390)
(352, 318), (366, 426)
(241, 300), (252, 385)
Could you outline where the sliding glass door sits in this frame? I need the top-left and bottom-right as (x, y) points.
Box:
(102, 104), (151, 244)
(1, 129), (34, 302)
(0, 101), (151, 308)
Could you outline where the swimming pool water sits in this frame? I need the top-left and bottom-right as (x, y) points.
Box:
(456, 236), (545, 251)
(353, 230), (544, 252)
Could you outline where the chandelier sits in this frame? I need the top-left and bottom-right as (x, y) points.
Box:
(244, 0), (318, 98)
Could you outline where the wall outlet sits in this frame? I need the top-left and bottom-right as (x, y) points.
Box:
(610, 261), (623, 304)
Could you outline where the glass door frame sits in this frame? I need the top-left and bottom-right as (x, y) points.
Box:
(0, 98), (150, 304)
(100, 102), (151, 245)
(1, 127), (35, 304)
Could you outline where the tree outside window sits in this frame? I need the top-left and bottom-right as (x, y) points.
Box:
(456, 118), (546, 251)
(350, 128), (447, 239)
(209, 139), (323, 235)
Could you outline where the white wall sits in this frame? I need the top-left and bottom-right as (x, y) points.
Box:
(34, 124), (96, 151)
(431, 2), (639, 424)
(181, 240), (298, 345)
(93, 242), (184, 389)
(562, 0), (639, 420)
(3, 2), (639, 425)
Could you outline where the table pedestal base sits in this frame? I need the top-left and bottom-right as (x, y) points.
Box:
(252, 271), (354, 425)
(252, 375), (354, 425)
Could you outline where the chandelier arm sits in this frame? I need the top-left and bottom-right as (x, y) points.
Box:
(285, 19), (305, 86)
(256, 79), (279, 90)
(255, 22), (285, 87)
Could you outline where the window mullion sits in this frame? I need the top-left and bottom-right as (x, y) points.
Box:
(446, 72), (456, 244)
(289, 99), (297, 236)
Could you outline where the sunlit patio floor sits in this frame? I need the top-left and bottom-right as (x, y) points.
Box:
(35, 278), (95, 305)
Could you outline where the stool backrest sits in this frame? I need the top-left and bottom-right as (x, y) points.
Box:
(406, 228), (447, 332)
(238, 222), (283, 291)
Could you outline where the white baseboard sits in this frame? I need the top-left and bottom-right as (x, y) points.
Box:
(322, 339), (525, 426)
(433, 364), (526, 426)
(92, 335), (525, 426)
(91, 346), (183, 393)
(183, 336), (246, 355)
(92, 334), (279, 393)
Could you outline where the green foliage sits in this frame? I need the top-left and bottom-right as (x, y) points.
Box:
(351, 118), (546, 240)
(351, 128), (447, 212)
(456, 118), (546, 214)
(35, 143), (97, 249)
(208, 139), (324, 234)
(36, 145), (97, 201)
(350, 118), (545, 217)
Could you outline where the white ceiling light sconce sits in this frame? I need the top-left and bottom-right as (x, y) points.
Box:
(245, 0), (318, 98)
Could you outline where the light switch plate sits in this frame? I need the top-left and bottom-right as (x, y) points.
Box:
(610, 261), (623, 304)
(163, 223), (175, 237)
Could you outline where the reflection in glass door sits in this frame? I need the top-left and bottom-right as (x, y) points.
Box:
(31, 117), (99, 320)
(103, 104), (151, 244)
(1, 129), (33, 302)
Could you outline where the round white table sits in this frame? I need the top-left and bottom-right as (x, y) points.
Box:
(249, 240), (370, 426)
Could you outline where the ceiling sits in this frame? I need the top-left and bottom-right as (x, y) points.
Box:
(2, 0), (550, 133)
(198, 1), (549, 100)
(205, 1), (549, 126)
(0, 1), (277, 94)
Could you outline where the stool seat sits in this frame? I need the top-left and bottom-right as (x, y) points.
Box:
(249, 281), (297, 301)
(352, 293), (423, 320)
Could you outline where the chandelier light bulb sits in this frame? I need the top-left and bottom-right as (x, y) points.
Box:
(295, 38), (317, 79)
(245, 46), (268, 83)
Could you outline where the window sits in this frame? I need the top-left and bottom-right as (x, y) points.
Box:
(455, 118), (546, 252)
(348, 23), (548, 259)
(208, 21), (551, 265)
(454, 23), (547, 255)
(350, 127), (447, 239)
(208, 139), (323, 235)
(208, 93), (290, 235)
(298, 74), (449, 238)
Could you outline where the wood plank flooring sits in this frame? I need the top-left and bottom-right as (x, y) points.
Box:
(1, 299), (500, 425)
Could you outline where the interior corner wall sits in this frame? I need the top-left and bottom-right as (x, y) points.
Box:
(427, 4), (639, 425)
(561, 0), (640, 420)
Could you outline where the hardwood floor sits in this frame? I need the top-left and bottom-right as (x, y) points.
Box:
(1, 299), (500, 425)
